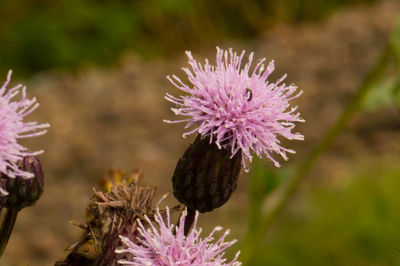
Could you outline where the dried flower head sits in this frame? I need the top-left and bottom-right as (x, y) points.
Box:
(0, 70), (49, 195)
(116, 207), (241, 266)
(55, 170), (177, 266)
(165, 47), (304, 169)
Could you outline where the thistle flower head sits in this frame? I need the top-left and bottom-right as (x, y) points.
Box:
(116, 207), (241, 266)
(0, 70), (49, 195)
(165, 47), (304, 169)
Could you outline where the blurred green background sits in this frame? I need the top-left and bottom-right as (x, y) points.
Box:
(2, 0), (400, 265)
(0, 0), (374, 76)
(246, 158), (400, 266)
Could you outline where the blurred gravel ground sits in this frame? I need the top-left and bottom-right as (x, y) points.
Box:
(2, 1), (400, 265)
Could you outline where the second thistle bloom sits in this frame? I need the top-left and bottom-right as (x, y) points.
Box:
(116, 207), (241, 266)
(165, 47), (304, 168)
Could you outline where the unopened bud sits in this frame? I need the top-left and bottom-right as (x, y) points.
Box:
(3, 156), (44, 210)
(172, 134), (242, 213)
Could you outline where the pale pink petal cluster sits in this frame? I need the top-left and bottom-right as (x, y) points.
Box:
(165, 47), (304, 168)
(116, 207), (241, 266)
(0, 70), (49, 195)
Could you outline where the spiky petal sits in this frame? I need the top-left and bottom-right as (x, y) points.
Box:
(165, 47), (304, 169)
(0, 70), (49, 195)
(116, 207), (241, 266)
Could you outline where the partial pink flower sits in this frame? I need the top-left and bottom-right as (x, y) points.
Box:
(116, 207), (241, 266)
(165, 47), (304, 168)
(0, 70), (49, 195)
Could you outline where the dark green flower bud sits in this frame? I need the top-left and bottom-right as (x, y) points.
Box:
(4, 156), (44, 210)
(172, 134), (242, 213)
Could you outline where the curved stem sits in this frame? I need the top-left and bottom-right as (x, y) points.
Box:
(183, 208), (196, 236)
(0, 209), (19, 257)
(241, 44), (392, 265)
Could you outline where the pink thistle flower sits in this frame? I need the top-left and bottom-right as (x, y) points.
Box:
(116, 207), (241, 266)
(0, 70), (49, 195)
(165, 47), (304, 169)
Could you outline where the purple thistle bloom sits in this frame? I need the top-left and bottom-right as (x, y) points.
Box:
(0, 70), (49, 195)
(116, 207), (241, 266)
(165, 47), (304, 169)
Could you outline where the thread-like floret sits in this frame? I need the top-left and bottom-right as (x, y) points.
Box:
(165, 47), (304, 169)
(0, 71), (49, 195)
(116, 207), (241, 265)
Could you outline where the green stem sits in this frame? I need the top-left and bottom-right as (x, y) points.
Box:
(391, 77), (400, 114)
(0, 209), (19, 257)
(240, 44), (392, 265)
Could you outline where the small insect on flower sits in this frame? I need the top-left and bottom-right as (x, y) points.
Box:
(116, 207), (241, 266)
(165, 47), (304, 169)
(0, 70), (49, 195)
(245, 88), (252, 101)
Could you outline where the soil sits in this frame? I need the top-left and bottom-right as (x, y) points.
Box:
(2, 1), (400, 265)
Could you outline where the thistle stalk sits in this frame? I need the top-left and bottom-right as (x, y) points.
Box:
(0, 209), (18, 256)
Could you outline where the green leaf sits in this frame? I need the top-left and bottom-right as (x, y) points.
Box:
(391, 17), (400, 66)
(248, 160), (278, 231)
(361, 78), (398, 111)
(392, 78), (400, 110)
(250, 159), (283, 197)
